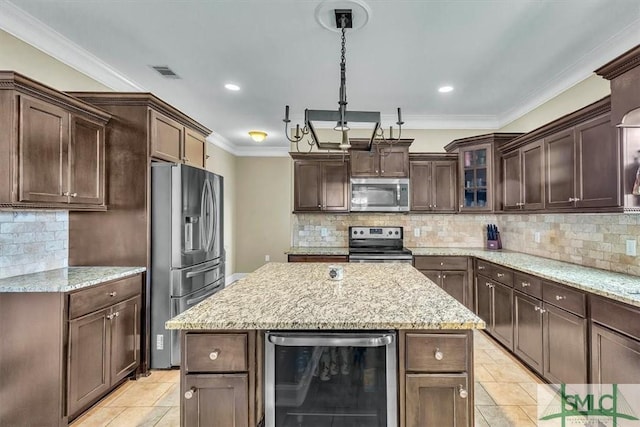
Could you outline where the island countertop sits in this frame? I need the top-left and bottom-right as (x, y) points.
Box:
(166, 262), (485, 330)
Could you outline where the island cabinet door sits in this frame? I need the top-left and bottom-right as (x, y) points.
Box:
(183, 374), (248, 427)
(405, 373), (469, 427)
(440, 271), (468, 309)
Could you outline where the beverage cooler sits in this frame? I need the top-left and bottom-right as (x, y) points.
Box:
(265, 332), (397, 427)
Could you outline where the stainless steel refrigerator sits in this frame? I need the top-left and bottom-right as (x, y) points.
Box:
(150, 163), (224, 368)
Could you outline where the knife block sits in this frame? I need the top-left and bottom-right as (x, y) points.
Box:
(486, 233), (502, 250)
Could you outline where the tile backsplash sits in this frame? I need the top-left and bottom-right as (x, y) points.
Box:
(0, 211), (68, 279)
(292, 213), (640, 276)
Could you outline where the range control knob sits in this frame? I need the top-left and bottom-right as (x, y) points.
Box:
(360, 231), (364, 235)
(395, 231), (399, 235)
(388, 231), (392, 235)
(353, 230), (357, 235)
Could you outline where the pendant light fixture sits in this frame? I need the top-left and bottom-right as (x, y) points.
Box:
(283, 8), (404, 152)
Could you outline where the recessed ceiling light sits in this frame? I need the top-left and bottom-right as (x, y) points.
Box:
(225, 83), (240, 91)
(438, 86), (454, 93)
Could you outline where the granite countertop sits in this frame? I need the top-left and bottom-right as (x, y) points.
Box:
(0, 266), (146, 293)
(166, 262), (485, 330)
(410, 248), (640, 307)
(286, 247), (350, 256)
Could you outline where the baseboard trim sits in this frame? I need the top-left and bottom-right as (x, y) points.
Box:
(225, 273), (248, 286)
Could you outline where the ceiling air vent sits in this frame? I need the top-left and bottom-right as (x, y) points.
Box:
(151, 65), (180, 79)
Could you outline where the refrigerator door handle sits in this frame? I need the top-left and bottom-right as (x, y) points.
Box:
(200, 180), (208, 250)
(206, 179), (216, 252)
(185, 264), (219, 278)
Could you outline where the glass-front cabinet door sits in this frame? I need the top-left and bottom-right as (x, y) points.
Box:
(265, 332), (397, 427)
(459, 143), (492, 211)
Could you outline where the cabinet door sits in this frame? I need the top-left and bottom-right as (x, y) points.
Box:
(513, 292), (543, 375)
(18, 97), (69, 203)
(420, 270), (442, 286)
(184, 129), (206, 168)
(475, 278), (493, 329)
(183, 374), (249, 427)
(575, 114), (620, 208)
(410, 161), (432, 211)
(492, 281), (513, 351)
(543, 304), (587, 384)
(68, 308), (110, 417)
(69, 116), (105, 205)
(293, 161), (322, 211)
(502, 150), (522, 210)
(591, 323), (640, 385)
(322, 162), (349, 211)
(110, 296), (140, 384)
(545, 129), (575, 209)
(441, 271), (468, 308)
(379, 145), (409, 177)
(350, 150), (379, 177)
(459, 144), (492, 211)
(150, 110), (184, 163)
(406, 374), (469, 427)
(522, 140), (545, 210)
(432, 161), (457, 212)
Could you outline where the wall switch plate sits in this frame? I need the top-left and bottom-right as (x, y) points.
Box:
(321, 227), (328, 237)
(156, 334), (164, 350)
(534, 232), (541, 243)
(414, 228), (420, 237)
(626, 240), (637, 256)
(265, 254), (270, 262)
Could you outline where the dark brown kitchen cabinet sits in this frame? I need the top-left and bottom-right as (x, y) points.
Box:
(502, 140), (545, 211)
(410, 155), (457, 212)
(0, 73), (110, 210)
(150, 110), (207, 168)
(543, 303), (587, 384)
(183, 374), (249, 427)
(415, 256), (472, 309)
(502, 150), (521, 210)
(288, 254), (348, 262)
(545, 128), (575, 209)
(513, 291), (543, 375)
(292, 154), (349, 212)
(110, 296), (141, 383)
(475, 263), (513, 351)
(350, 143), (409, 177)
(405, 374), (469, 427)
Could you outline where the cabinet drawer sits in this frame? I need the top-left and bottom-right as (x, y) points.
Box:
(287, 255), (348, 263)
(513, 272), (542, 299)
(69, 274), (142, 319)
(185, 333), (248, 373)
(492, 265), (513, 286)
(591, 296), (640, 341)
(413, 256), (468, 271)
(476, 260), (492, 277)
(406, 333), (468, 372)
(542, 281), (585, 317)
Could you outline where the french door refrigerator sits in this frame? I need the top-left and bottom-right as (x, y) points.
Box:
(151, 163), (224, 368)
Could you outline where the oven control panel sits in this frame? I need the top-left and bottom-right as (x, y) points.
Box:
(349, 226), (403, 239)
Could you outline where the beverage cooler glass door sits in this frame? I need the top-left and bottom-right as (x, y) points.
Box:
(265, 332), (397, 427)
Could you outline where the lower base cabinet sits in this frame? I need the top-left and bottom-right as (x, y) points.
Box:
(543, 304), (587, 384)
(475, 276), (513, 351)
(183, 374), (249, 427)
(405, 374), (469, 427)
(591, 324), (640, 384)
(513, 291), (543, 375)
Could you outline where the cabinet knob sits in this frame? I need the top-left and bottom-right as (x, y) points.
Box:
(458, 385), (468, 399)
(485, 282), (491, 287)
(70, 193), (77, 198)
(381, 170), (384, 173)
(375, 170), (379, 173)
(534, 306), (540, 312)
(434, 348), (444, 361)
(106, 313), (114, 320)
(555, 295), (566, 301)
(62, 191), (70, 196)
(318, 204), (321, 208)
(114, 311), (119, 317)
(440, 262), (444, 266)
(437, 274), (441, 279)
(184, 387), (197, 400)
(521, 282), (530, 287)
(109, 291), (117, 297)
(539, 308), (547, 314)
(429, 205), (432, 208)
(442, 274), (446, 279)
(209, 350), (220, 360)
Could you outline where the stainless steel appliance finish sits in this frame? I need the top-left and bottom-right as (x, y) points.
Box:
(349, 226), (413, 263)
(151, 163), (225, 368)
(350, 178), (409, 212)
(265, 331), (398, 427)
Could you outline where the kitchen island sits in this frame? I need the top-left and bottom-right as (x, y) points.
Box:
(166, 262), (485, 427)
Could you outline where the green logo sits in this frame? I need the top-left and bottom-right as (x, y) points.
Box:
(540, 384), (639, 426)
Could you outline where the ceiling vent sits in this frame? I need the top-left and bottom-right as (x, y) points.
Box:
(151, 65), (180, 79)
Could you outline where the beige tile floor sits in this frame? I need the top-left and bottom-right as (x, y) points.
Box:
(72, 331), (553, 426)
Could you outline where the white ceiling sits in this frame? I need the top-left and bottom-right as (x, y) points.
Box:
(1, 0), (640, 154)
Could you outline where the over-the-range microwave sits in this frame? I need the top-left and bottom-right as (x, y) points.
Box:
(350, 178), (410, 212)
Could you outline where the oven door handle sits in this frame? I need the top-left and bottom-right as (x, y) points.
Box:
(268, 334), (394, 348)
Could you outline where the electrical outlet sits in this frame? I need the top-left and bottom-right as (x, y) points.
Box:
(626, 240), (637, 256)
(534, 232), (541, 243)
(414, 228), (420, 237)
(265, 254), (270, 262)
(156, 334), (164, 350)
(321, 227), (328, 237)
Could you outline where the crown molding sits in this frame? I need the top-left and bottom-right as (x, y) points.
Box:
(0, 0), (144, 91)
(207, 134), (290, 157)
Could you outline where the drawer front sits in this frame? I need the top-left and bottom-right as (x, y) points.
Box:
(406, 333), (468, 372)
(542, 281), (586, 317)
(413, 256), (468, 271)
(69, 274), (142, 319)
(513, 272), (542, 299)
(492, 265), (513, 287)
(476, 260), (492, 277)
(185, 333), (248, 373)
(288, 255), (348, 263)
(591, 296), (640, 341)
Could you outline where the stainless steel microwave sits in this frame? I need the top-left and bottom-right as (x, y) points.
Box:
(350, 178), (410, 212)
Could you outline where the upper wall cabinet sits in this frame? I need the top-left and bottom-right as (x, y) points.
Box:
(150, 110), (207, 168)
(0, 72), (110, 210)
(409, 154), (458, 212)
(350, 141), (411, 178)
(291, 153), (349, 213)
(501, 140), (545, 211)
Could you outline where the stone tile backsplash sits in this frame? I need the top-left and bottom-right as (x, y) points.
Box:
(292, 213), (640, 276)
(0, 211), (68, 279)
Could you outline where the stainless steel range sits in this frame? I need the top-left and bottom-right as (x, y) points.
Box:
(348, 226), (413, 263)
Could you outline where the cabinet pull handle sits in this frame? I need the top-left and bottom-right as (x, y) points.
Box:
(568, 197), (581, 202)
(555, 295), (566, 301)
(381, 170), (384, 173)
(114, 311), (119, 317)
(209, 350), (221, 360)
(458, 385), (468, 399)
(375, 170), (379, 173)
(433, 204), (436, 208)
(109, 291), (117, 297)
(539, 308), (547, 314)
(63, 191), (70, 196)
(478, 266), (486, 270)
(429, 205), (432, 208)
(70, 193), (77, 197)
(106, 313), (114, 320)
(489, 284), (494, 289)
(184, 387), (197, 400)
(317, 204), (321, 208)
(521, 282), (530, 287)
(497, 273), (505, 278)
(485, 282), (491, 287)
(534, 306), (540, 312)
(434, 348), (444, 361)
